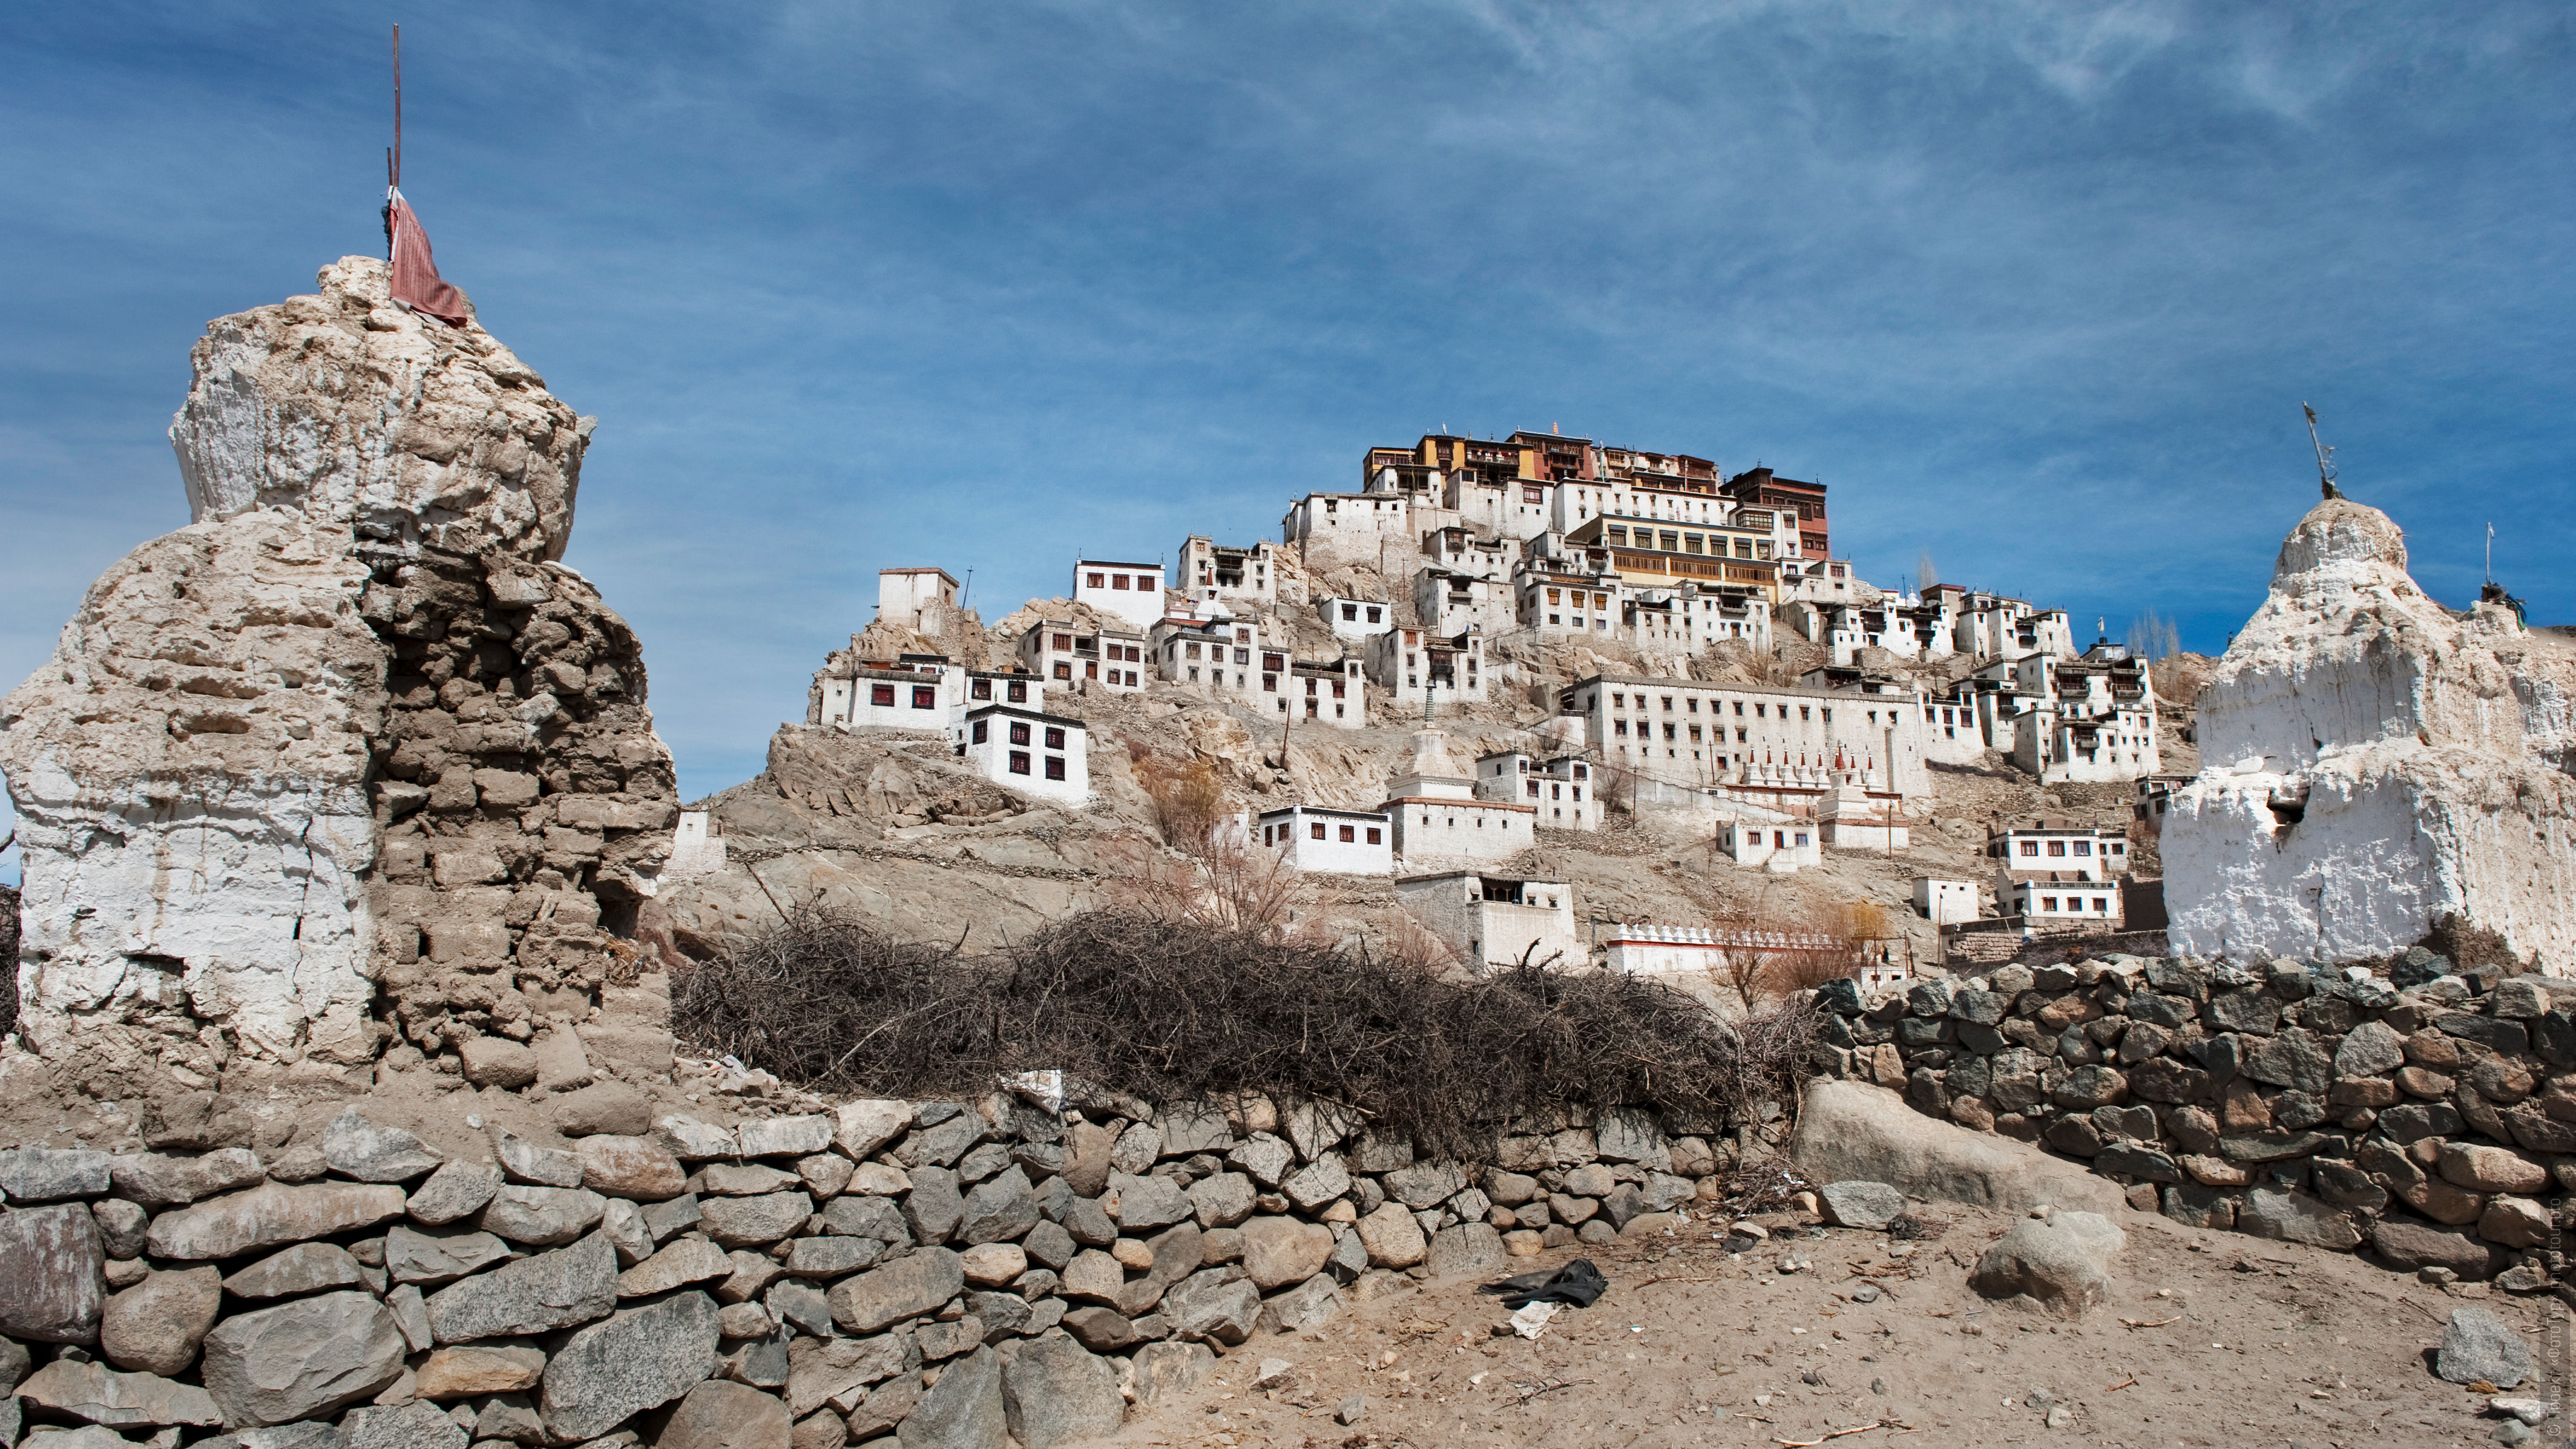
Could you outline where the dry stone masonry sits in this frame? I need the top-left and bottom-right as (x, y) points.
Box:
(0, 1088), (1728, 1445)
(1816, 950), (2576, 1289)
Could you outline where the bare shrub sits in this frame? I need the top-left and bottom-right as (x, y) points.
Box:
(675, 905), (1816, 1158)
(1133, 755), (1226, 850)
(1113, 835), (1299, 936)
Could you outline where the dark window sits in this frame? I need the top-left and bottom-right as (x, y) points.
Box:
(1111, 574), (1130, 590)
(1310, 823), (1326, 840)
(1008, 721), (1031, 746)
(870, 683), (896, 707)
(1009, 751), (1031, 775)
(1008, 680), (1028, 703)
(1044, 727), (1065, 749)
(1365, 827), (1381, 844)
(971, 720), (988, 743)
(971, 680), (992, 700)
(1052, 662), (1071, 680)
(1045, 756), (1066, 781)
(1339, 824), (1356, 843)
(911, 686), (936, 710)
(1085, 573), (1104, 588)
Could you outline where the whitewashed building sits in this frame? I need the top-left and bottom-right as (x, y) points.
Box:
(1017, 621), (1149, 693)
(1560, 674), (1933, 800)
(815, 657), (1043, 732)
(1071, 560), (1166, 631)
(954, 705), (1089, 807)
(668, 810), (727, 880)
(1413, 568), (1513, 637)
(1718, 819), (1820, 872)
(1395, 872), (1579, 973)
(1153, 617), (1266, 693)
(1985, 817), (2132, 881)
(1262, 656), (1369, 729)
(1178, 536), (1284, 607)
(1319, 596), (1396, 643)
(1252, 804), (1392, 875)
(876, 567), (967, 634)
(2002, 872), (2124, 927)
(1382, 729), (1533, 866)
(1364, 626), (1486, 708)
(1912, 878), (1982, 925)
(1474, 752), (1602, 831)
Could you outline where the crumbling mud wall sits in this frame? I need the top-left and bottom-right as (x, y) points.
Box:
(2163, 498), (2576, 964)
(0, 258), (674, 1092)
(1818, 954), (2576, 1286)
(359, 544), (677, 1091)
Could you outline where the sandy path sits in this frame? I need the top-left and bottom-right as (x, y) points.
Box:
(1111, 1203), (2555, 1448)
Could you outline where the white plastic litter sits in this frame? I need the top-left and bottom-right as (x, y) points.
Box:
(1510, 1301), (1560, 1339)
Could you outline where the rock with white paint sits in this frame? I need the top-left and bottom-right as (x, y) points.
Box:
(2164, 497), (2576, 962)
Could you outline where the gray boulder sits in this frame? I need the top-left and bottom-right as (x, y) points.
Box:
(1109, 1172), (1194, 1233)
(491, 1132), (584, 1189)
(100, 1266), (222, 1375)
(1425, 1222), (1505, 1280)
(2370, 1221), (2506, 1280)
(657, 1379), (794, 1449)
(222, 1243), (368, 1300)
(386, 1224), (515, 1287)
(108, 1148), (265, 1209)
(479, 1185), (608, 1246)
(897, 1344), (1006, 1449)
(15, 1358), (222, 1427)
(1002, 1336), (1123, 1448)
(1969, 1212), (2125, 1318)
(537, 1290), (722, 1441)
(321, 1109), (445, 1183)
(1789, 1081), (2124, 1217)
(340, 1401), (469, 1449)
(199, 1289), (406, 1426)
(617, 1238), (735, 1298)
(784, 1333), (908, 1419)
(829, 1247), (964, 1334)
(406, 1160), (502, 1226)
(1186, 1171), (1256, 1229)
(2436, 1305), (2533, 1388)
(0, 1203), (105, 1344)
(958, 1168), (1040, 1245)
(145, 1181), (407, 1260)
(424, 1231), (617, 1342)
(2238, 1189), (2363, 1251)
(1128, 1341), (1214, 1407)
(1160, 1269), (1261, 1345)
(1819, 1181), (1905, 1231)
(0, 1149), (113, 1203)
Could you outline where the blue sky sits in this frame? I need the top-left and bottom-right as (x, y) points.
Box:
(4, 1), (2571, 877)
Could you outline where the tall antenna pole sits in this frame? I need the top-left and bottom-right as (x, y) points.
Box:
(2302, 402), (2338, 496)
(390, 26), (402, 189)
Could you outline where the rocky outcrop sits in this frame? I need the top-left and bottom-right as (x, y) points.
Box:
(1, 257), (674, 1086)
(2163, 498), (2576, 964)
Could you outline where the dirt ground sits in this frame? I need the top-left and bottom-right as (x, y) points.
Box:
(1115, 1203), (2558, 1449)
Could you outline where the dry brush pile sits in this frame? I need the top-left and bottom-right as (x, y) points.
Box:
(672, 905), (1819, 1156)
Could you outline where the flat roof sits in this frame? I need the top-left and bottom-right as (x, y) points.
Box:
(1381, 797), (1537, 813)
(962, 705), (1087, 730)
(1256, 805), (1390, 822)
(1076, 560), (1163, 573)
(1570, 673), (1888, 704)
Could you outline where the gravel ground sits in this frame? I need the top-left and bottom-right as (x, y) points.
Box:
(1109, 1200), (2563, 1448)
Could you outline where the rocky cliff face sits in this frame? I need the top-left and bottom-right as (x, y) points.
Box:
(1, 258), (675, 1096)
(2164, 498), (2576, 964)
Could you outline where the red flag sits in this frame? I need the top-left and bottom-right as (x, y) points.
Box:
(387, 188), (470, 327)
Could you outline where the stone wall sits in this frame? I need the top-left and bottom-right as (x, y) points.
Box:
(0, 1087), (1726, 1447)
(1815, 953), (2576, 1287)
